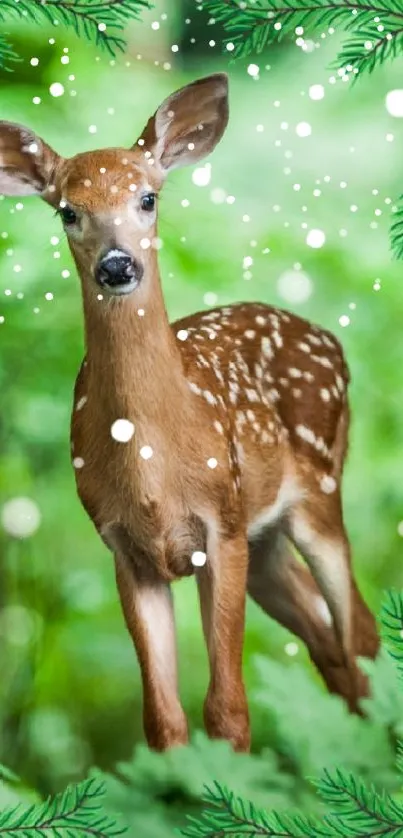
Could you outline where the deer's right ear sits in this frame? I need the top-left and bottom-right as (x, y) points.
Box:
(0, 122), (61, 200)
(133, 74), (229, 176)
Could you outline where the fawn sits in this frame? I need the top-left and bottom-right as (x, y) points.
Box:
(0, 73), (379, 752)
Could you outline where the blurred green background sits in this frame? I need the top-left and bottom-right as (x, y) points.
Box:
(1, 0), (403, 824)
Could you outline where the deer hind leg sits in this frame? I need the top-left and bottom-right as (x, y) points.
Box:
(286, 495), (353, 662)
(247, 529), (379, 711)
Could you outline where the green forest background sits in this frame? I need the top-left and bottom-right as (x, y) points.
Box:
(1, 1), (403, 834)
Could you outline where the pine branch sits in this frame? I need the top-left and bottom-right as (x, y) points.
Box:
(201, 1), (403, 78)
(313, 768), (403, 836)
(180, 781), (318, 837)
(390, 200), (403, 260)
(180, 774), (403, 837)
(380, 590), (403, 673)
(0, 777), (127, 836)
(0, 33), (20, 71)
(0, 0), (152, 63)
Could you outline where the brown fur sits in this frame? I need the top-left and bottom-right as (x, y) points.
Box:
(0, 74), (379, 752)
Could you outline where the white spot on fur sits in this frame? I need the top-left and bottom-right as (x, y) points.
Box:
(76, 395), (87, 411)
(207, 457), (218, 469)
(312, 354), (333, 369)
(189, 381), (201, 395)
(307, 334), (321, 346)
(261, 337), (273, 359)
(73, 457), (85, 469)
(320, 475), (337, 494)
(295, 425), (331, 458)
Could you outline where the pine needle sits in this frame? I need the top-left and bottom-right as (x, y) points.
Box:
(0, 0), (152, 68)
(0, 777), (127, 836)
(201, 1), (403, 79)
(0, 33), (20, 71)
(390, 199), (403, 260)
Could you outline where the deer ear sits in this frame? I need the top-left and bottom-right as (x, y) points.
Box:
(0, 121), (61, 200)
(134, 73), (229, 174)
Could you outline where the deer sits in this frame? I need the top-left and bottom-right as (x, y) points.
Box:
(0, 73), (379, 753)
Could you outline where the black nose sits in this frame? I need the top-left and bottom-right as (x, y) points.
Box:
(96, 252), (142, 290)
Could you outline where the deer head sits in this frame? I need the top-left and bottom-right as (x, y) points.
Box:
(0, 74), (229, 300)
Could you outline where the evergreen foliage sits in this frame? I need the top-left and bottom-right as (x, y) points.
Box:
(0, 0), (151, 69)
(0, 777), (126, 836)
(201, 0), (403, 79)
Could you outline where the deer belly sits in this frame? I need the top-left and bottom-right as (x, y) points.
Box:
(247, 476), (302, 540)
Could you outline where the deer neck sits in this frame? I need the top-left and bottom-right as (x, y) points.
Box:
(80, 263), (190, 428)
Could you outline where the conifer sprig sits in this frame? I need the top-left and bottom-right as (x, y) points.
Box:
(390, 201), (403, 260)
(180, 780), (317, 836)
(201, 1), (403, 80)
(0, 33), (20, 71)
(0, 777), (127, 836)
(0, 0), (151, 70)
(380, 589), (403, 675)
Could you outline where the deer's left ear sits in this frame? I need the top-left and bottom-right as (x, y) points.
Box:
(0, 121), (61, 200)
(134, 74), (229, 175)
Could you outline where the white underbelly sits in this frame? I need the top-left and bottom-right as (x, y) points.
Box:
(247, 477), (302, 540)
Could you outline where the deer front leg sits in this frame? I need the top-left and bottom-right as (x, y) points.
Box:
(196, 531), (250, 752)
(114, 553), (188, 751)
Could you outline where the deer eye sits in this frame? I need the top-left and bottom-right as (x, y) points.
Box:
(59, 204), (77, 225)
(141, 193), (156, 212)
